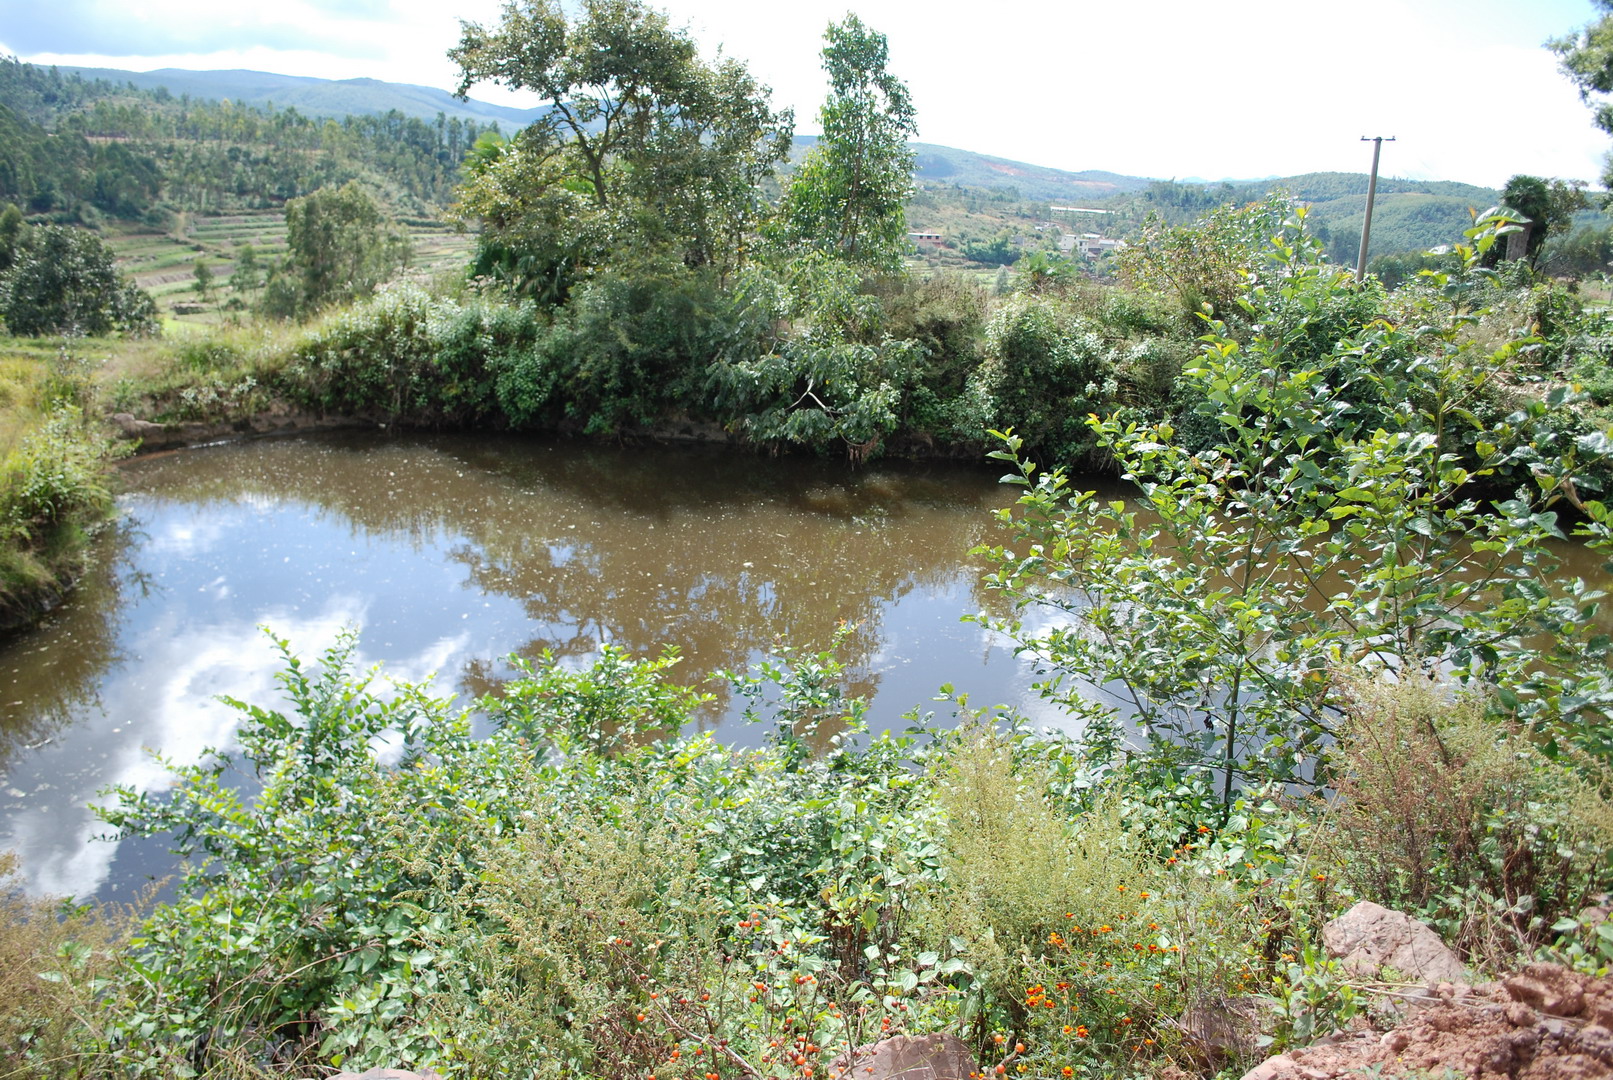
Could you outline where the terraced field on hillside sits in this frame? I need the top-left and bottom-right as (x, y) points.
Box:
(108, 210), (474, 329)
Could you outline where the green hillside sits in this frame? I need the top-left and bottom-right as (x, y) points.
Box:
(54, 66), (549, 130)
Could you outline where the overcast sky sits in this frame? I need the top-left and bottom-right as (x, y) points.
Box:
(2, 0), (1608, 188)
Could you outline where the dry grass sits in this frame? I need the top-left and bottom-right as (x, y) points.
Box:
(1318, 674), (1613, 970)
(0, 853), (126, 1079)
(915, 726), (1155, 995)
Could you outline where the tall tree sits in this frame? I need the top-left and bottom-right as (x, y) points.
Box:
(1499, 174), (1587, 267)
(1552, 3), (1613, 190)
(775, 14), (917, 273)
(449, 0), (792, 300)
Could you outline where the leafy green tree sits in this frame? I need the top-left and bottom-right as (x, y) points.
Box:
(1117, 197), (1291, 325)
(449, 0), (792, 300)
(1542, 221), (1613, 278)
(263, 181), (410, 318)
(191, 258), (213, 299)
(0, 224), (155, 336)
(1498, 174), (1587, 267)
(0, 203), (23, 272)
(1554, 2), (1613, 190)
(228, 242), (260, 295)
(775, 14), (917, 272)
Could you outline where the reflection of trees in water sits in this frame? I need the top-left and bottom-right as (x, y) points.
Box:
(115, 432), (1013, 704)
(0, 520), (138, 775)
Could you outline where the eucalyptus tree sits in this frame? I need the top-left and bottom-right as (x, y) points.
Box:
(262, 181), (411, 318)
(775, 14), (917, 273)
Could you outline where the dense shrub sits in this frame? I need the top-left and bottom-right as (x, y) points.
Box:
(970, 295), (1115, 462)
(545, 265), (773, 434)
(433, 298), (546, 426)
(67, 633), (1337, 1078)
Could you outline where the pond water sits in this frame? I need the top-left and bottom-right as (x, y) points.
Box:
(0, 432), (1071, 900)
(6, 432), (1606, 902)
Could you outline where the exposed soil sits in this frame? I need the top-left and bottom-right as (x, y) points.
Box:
(1242, 964), (1613, 1080)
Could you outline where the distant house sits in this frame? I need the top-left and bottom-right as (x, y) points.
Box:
(908, 231), (944, 246)
(1075, 233), (1126, 259)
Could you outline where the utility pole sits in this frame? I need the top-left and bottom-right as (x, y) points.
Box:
(1355, 136), (1395, 282)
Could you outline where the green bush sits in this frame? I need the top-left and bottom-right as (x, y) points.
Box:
(0, 224), (156, 337)
(0, 406), (115, 549)
(971, 295), (1115, 462)
(286, 284), (447, 419)
(433, 298), (545, 426)
(522, 263), (787, 436)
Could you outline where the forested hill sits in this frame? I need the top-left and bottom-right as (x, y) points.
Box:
(1103, 174), (1508, 268)
(66, 64), (1160, 203)
(0, 58), (500, 219)
(52, 65), (549, 130)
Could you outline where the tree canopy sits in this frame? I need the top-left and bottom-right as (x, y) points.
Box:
(0, 220), (155, 336)
(261, 181), (411, 318)
(1498, 173), (1587, 266)
(1553, 1), (1613, 189)
(450, 0), (793, 299)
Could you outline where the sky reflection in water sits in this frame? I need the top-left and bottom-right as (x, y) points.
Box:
(0, 433), (1069, 899)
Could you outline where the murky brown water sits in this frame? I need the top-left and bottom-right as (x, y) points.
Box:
(0, 432), (1067, 899)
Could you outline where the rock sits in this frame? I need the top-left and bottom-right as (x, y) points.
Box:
(1321, 900), (1467, 985)
(1236, 965), (1613, 1080)
(1505, 962), (1587, 1017)
(1235, 1055), (1306, 1080)
(826, 1033), (979, 1080)
(110, 412), (169, 440)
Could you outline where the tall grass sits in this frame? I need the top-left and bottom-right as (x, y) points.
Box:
(0, 344), (123, 628)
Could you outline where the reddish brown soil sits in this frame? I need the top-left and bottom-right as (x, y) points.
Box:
(1242, 964), (1613, 1080)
